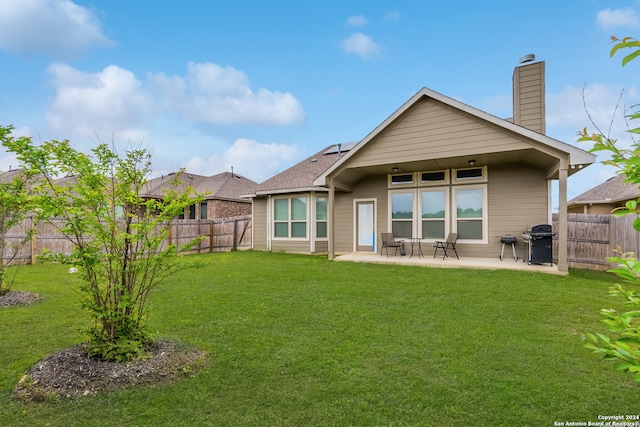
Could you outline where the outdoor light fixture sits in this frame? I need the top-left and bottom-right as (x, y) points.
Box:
(468, 159), (476, 167)
(392, 166), (399, 173)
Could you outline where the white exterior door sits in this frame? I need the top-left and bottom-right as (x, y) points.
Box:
(355, 200), (376, 252)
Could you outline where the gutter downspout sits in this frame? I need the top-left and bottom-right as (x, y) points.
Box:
(557, 159), (569, 272)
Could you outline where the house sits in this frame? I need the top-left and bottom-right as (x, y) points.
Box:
(143, 170), (257, 219)
(248, 56), (596, 272)
(568, 174), (639, 214)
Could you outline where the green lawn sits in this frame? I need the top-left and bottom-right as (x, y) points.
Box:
(0, 251), (637, 426)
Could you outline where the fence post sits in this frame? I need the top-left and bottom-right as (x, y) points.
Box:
(232, 219), (238, 251)
(30, 218), (37, 265)
(209, 222), (214, 252)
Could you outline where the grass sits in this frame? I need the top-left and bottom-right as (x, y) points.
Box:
(0, 251), (637, 426)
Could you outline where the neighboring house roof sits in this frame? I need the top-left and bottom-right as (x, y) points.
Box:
(143, 171), (258, 202)
(314, 87), (595, 187)
(568, 174), (640, 205)
(250, 143), (356, 196)
(0, 168), (27, 183)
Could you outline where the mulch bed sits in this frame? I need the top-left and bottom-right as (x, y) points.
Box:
(14, 340), (209, 402)
(0, 290), (40, 307)
(2, 290), (209, 402)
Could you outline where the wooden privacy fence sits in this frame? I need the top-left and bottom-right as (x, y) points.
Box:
(552, 213), (640, 271)
(2, 215), (251, 265)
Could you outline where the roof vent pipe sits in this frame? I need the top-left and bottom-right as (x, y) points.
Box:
(519, 53), (535, 64)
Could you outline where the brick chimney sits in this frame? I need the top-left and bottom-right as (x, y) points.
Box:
(512, 54), (545, 134)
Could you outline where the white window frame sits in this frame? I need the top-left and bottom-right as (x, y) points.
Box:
(314, 194), (328, 240)
(388, 172), (416, 188)
(388, 189), (416, 239)
(419, 169), (450, 186)
(452, 166), (487, 184)
(418, 187), (450, 242)
(451, 184), (488, 244)
(272, 195), (309, 240)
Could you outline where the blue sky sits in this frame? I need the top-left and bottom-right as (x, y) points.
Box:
(2, 1), (640, 203)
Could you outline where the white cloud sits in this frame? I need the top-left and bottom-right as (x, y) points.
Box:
(184, 138), (306, 183)
(547, 83), (640, 149)
(0, 0), (114, 57)
(346, 15), (367, 27)
(149, 62), (306, 125)
(341, 33), (382, 60)
(46, 63), (151, 142)
(596, 7), (640, 29)
(45, 61), (306, 142)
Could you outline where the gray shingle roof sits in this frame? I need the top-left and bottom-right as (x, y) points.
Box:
(568, 173), (640, 205)
(252, 144), (347, 194)
(143, 171), (257, 201)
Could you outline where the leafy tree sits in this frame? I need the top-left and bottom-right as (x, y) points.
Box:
(0, 126), (36, 296)
(580, 36), (640, 381)
(3, 137), (203, 361)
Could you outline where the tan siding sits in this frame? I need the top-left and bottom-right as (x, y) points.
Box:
(334, 175), (388, 254)
(314, 241), (329, 253)
(481, 164), (549, 260)
(253, 198), (268, 250)
(271, 240), (310, 253)
(513, 61), (545, 134)
(569, 203), (618, 215)
(349, 98), (530, 168)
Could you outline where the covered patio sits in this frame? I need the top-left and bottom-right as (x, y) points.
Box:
(334, 251), (566, 275)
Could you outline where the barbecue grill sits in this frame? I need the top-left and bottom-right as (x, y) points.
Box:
(522, 224), (554, 266)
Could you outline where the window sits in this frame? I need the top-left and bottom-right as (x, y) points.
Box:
(391, 191), (413, 238)
(188, 204), (196, 220)
(420, 189), (447, 239)
(421, 170), (449, 185)
(200, 202), (207, 219)
(388, 173), (415, 187)
(387, 169), (488, 243)
(453, 186), (486, 241)
(273, 196), (307, 238)
(452, 166), (487, 184)
(316, 196), (327, 238)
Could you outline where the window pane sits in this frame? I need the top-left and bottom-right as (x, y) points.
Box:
(422, 220), (445, 239)
(291, 221), (306, 238)
(200, 202), (207, 219)
(316, 222), (327, 238)
(291, 197), (307, 220)
(188, 204), (196, 219)
(422, 191), (445, 218)
(392, 193), (413, 219)
(316, 197), (327, 220)
(391, 174), (413, 184)
(456, 168), (483, 180)
(457, 219), (482, 239)
(274, 222), (288, 237)
(421, 171), (445, 182)
(456, 189), (482, 218)
(392, 221), (412, 239)
(274, 199), (289, 220)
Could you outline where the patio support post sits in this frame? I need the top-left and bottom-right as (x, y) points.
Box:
(557, 160), (569, 272)
(328, 178), (335, 259)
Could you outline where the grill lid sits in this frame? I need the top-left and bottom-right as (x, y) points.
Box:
(531, 224), (552, 234)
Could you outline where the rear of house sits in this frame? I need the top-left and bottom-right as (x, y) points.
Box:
(249, 57), (595, 272)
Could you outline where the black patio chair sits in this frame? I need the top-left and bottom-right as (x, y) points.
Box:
(433, 233), (459, 260)
(380, 232), (404, 257)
